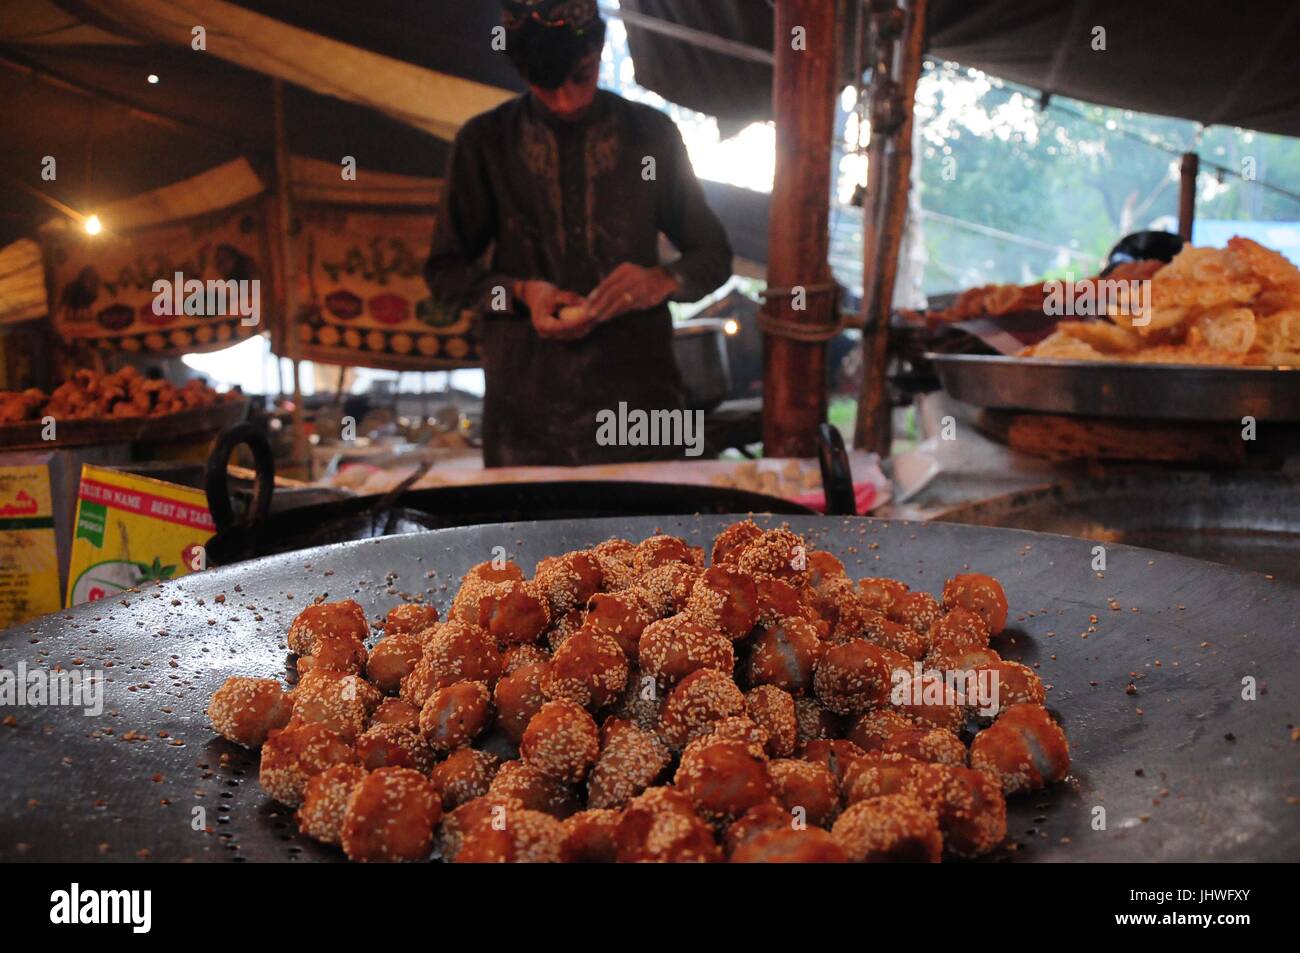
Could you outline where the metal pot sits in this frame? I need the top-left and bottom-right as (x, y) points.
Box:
(673, 318), (732, 411)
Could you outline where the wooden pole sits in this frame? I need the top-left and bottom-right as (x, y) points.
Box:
(272, 78), (309, 477)
(761, 0), (838, 458)
(854, 0), (926, 455)
(1178, 151), (1199, 241)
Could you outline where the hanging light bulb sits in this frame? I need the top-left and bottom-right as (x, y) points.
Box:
(83, 214), (103, 236)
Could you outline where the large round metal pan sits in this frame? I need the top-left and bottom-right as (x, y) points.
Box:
(1, 515), (1296, 862)
(928, 352), (1300, 421)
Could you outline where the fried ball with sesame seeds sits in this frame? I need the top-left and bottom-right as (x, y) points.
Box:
(633, 561), (701, 617)
(659, 668), (747, 751)
(259, 723), (357, 807)
(908, 762), (1007, 857)
(208, 676), (292, 748)
(888, 591), (944, 636)
(813, 639), (909, 716)
(926, 606), (991, 662)
(831, 794), (942, 863)
(793, 697), (845, 747)
(365, 634), (423, 694)
(591, 539), (639, 591)
(476, 579), (551, 645)
(612, 671), (664, 732)
(847, 707), (921, 749)
(767, 758), (839, 828)
(541, 629), (629, 710)
(544, 608), (585, 653)
(711, 519), (763, 567)
(857, 577), (909, 615)
(521, 699), (601, 782)
(887, 672), (969, 734)
(296, 629), (369, 677)
(614, 787), (722, 863)
(559, 808), (622, 863)
(406, 620), (502, 704)
(805, 550), (847, 588)
(685, 566), (759, 640)
(979, 659), (1046, 714)
(633, 534), (701, 575)
(297, 763), (367, 846)
(753, 577), (820, 629)
(534, 550), (604, 616)
(841, 752), (924, 805)
(437, 794), (524, 861)
(339, 766), (441, 862)
(970, 702), (1070, 795)
(799, 738), (869, 794)
(637, 614), (734, 689)
(685, 716), (769, 759)
(942, 573), (1008, 635)
(744, 685), (798, 758)
(289, 671), (381, 743)
(418, 680), (493, 752)
(584, 590), (657, 655)
(443, 798), (564, 862)
(430, 747), (500, 811)
(587, 721), (671, 809)
(369, 697), (422, 734)
(731, 826), (848, 863)
(493, 660), (549, 745)
(502, 644), (550, 673)
(735, 527), (809, 587)
(843, 609), (927, 660)
(355, 723), (434, 772)
(877, 728), (967, 766)
(674, 738), (773, 822)
(286, 599), (367, 656)
(723, 801), (792, 856)
(746, 618), (823, 696)
(383, 602), (440, 638)
(488, 760), (581, 819)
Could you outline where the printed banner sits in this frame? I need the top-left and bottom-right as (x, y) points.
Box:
(294, 205), (480, 370)
(45, 200), (271, 356)
(0, 464), (61, 628)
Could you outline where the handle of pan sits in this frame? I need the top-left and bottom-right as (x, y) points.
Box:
(817, 422), (857, 515)
(205, 422), (275, 534)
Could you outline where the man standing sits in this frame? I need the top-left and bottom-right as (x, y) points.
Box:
(424, 0), (733, 466)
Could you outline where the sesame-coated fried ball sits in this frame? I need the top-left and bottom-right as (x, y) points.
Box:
(908, 762), (1007, 858)
(711, 519), (763, 567)
(793, 697), (844, 747)
(659, 668), (747, 751)
(633, 562), (700, 617)
(674, 738), (773, 822)
(541, 629), (629, 710)
(286, 599), (367, 656)
(418, 680), (493, 752)
(488, 760), (580, 818)
(480, 808), (565, 863)
(856, 577), (908, 615)
(813, 639), (909, 716)
(614, 787), (721, 863)
(767, 758), (840, 827)
(805, 550), (847, 589)
(831, 794), (942, 863)
(437, 794), (523, 862)
(800, 738), (869, 793)
(289, 671), (381, 743)
(429, 747), (500, 811)
(841, 752), (924, 805)
(465, 559), (526, 585)
(405, 620), (502, 704)
(208, 676), (292, 748)
(297, 630), (368, 677)
(368, 697), (421, 733)
(685, 716), (769, 758)
(926, 606), (992, 662)
(942, 574), (1008, 635)
(979, 659), (1046, 714)
(969, 702), (1070, 795)
(544, 608), (585, 653)
(842, 609), (926, 660)
(633, 534), (701, 575)
(847, 707), (921, 750)
(502, 643), (550, 673)
(888, 591), (944, 636)
(521, 699), (601, 782)
(685, 566), (759, 640)
(340, 766), (441, 862)
(534, 550), (604, 616)
(587, 721), (671, 809)
(736, 528), (809, 587)
(493, 660), (549, 745)
(612, 671), (664, 732)
(878, 728), (967, 766)
(638, 614), (734, 689)
(744, 685), (798, 758)
(259, 723), (357, 807)
(297, 763), (367, 846)
(584, 591), (657, 655)
(365, 634), (423, 695)
(724, 801), (793, 856)
(559, 808), (622, 863)
(731, 827), (849, 863)
(753, 577), (820, 629)
(383, 602), (440, 638)
(746, 617), (824, 695)
(355, 723), (434, 772)
(476, 580), (551, 645)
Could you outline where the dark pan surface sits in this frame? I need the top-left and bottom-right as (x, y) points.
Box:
(1, 515), (1296, 862)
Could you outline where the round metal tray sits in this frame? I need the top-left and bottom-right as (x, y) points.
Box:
(928, 353), (1300, 421)
(1, 515), (1296, 862)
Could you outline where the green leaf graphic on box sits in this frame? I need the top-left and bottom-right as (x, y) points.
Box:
(135, 556), (177, 583)
(76, 501), (107, 547)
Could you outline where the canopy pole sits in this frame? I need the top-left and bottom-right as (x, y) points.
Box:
(854, 0), (926, 455)
(272, 78), (309, 477)
(1178, 151), (1199, 241)
(760, 0), (838, 458)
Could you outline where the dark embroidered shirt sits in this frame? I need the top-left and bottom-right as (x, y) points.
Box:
(424, 90), (733, 466)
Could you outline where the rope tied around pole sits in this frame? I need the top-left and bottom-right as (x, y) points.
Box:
(757, 281), (850, 342)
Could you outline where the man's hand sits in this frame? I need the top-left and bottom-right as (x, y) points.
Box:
(518, 279), (596, 340)
(587, 264), (679, 324)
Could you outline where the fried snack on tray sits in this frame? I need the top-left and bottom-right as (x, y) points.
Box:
(1022, 237), (1300, 366)
(209, 523), (1076, 862)
(0, 366), (226, 424)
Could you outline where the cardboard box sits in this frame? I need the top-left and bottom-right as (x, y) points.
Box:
(0, 462), (61, 627)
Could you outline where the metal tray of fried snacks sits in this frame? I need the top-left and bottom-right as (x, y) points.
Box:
(928, 353), (1300, 421)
